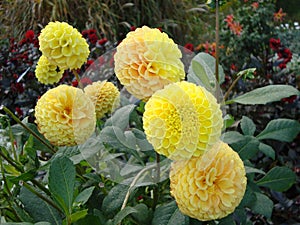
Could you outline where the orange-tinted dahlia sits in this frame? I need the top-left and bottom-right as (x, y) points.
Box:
(35, 55), (64, 84)
(84, 81), (120, 119)
(38, 21), (90, 70)
(170, 141), (247, 221)
(143, 81), (222, 160)
(35, 85), (96, 146)
(114, 26), (185, 100)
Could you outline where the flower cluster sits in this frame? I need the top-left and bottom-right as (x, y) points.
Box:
(224, 14), (243, 36)
(114, 26), (185, 100)
(269, 38), (293, 69)
(143, 81), (223, 160)
(170, 141), (247, 221)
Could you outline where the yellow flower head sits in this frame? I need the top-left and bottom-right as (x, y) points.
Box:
(143, 81), (222, 160)
(38, 21), (90, 70)
(35, 85), (96, 146)
(114, 26), (185, 100)
(35, 55), (64, 84)
(84, 81), (120, 119)
(170, 141), (247, 221)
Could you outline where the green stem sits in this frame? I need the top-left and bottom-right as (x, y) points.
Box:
(223, 74), (243, 102)
(1, 106), (56, 154)
(22, 181), (63, 214)
(7, 122), (17, 160)
(0, 149), (24, 172)
(72, 69), (84, 89)
(152, 153), (160, 211)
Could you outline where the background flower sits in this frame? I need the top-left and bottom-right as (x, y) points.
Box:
(143, 81), (223, 160)
(170, 141), (247, 221)
(35, 55), (64, 84)
(35, 85), (96, 146)
(84, 81), (120, 119)
(114, 26), (185, 100)
(38, 21), (90, 70)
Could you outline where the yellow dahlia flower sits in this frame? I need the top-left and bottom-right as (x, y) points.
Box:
(143, 81), (222, 160)
(35, 85), (96, 146)
(114, 26), (185, 100)
(38, 21), (90, 70)
(170, 141), (247, 221)
(84, 81), (120, 119)
(35, 55), (64, 84)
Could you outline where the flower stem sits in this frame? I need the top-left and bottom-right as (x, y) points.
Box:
(152, 153), (160, 211)
(215, 0), (220, 85)
(1, 106), (56, 154)
(223, 74), (243, 102)
(72, 69), (84, 89)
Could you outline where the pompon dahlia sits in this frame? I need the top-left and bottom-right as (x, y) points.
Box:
(35, 55), (64, 84)
(143, 81), (222, 160)
(84, 81), (120, 119)
(170, 141), (247, 221)
(35, 85), (96, 146)
(38, 21), (90, 70)
(114, 26), (185, 100)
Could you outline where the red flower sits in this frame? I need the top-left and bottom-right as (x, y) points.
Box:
(281, 95), (297, 103)
(269, 38), (281, 51)
(224, 14), (234, 26)
(89, 33), (98, 44)
(15, 107), (23, 117)
(184, 43), (194, 52)
(98, 38), (108, 45)
(130, 26), (136, 31)
(251, 2), (259, 9)
(230, 63), (238, 71)
(274, 8), (286, 22)
(25, 30), (35, 42)
(11, 83), (24, 93)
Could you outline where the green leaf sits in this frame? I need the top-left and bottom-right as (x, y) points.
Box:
(152, 201), (189, 225)
(256, 166), (296, 191)
(218, 214), (235, 225)
(258, 143), (275, 160)
(222, 131), (245, 144)
(105, 104), (136, 130)
(187, 52), (225, 92)
(110, 206), (138, 225)
(19, 187), (62, 225)
(245, 166), (266, 175)
(1, 223), (52, 225)
(101, 184), (129, 214)
(251, 192), (273, 218)
(8, 169), (36, 184)
(70, 209), (88, 223)
(131, 203), (152, 224)
(74, 186), (95, 206)
(223, 114), (235, 129)
(256, 119), (300, 142)
(230, 136), (260, 160)
(48, 155), (76, 215)
(240, 116), (256, 136)
(227, 85), (300, 105)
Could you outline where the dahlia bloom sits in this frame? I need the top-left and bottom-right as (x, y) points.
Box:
(35, 85), (96, 146)
(143, 81), (222, 160)
(114, 26), (185, 100)
(38, 21), (90, 70)
(170, 141), (247, 221)
(35, 55), (64, 84)
(84, 81), (120, 119)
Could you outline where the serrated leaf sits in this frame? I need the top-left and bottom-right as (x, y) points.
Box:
(152, 201), (189, 225)
(101, 184), (129, 213)
(240, 116), (256, 136)
(258, 143), (275, 159)
(227, 85), (300, 105)
(256, 119), (300, 142)
(48, 155), (76, 215)
(256, 166), (296, 191)
(19, 187), (62, 225)
(251, 192), (273, 218)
